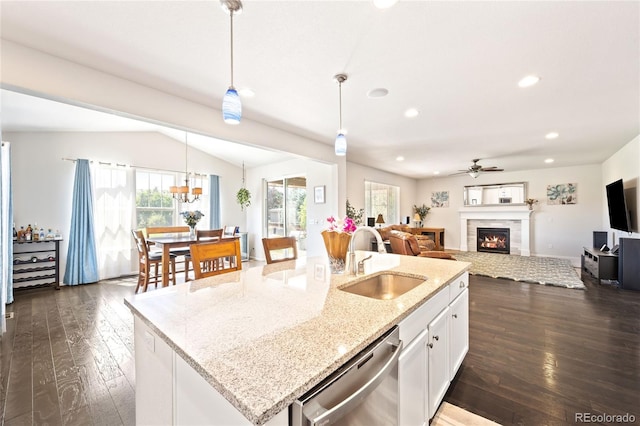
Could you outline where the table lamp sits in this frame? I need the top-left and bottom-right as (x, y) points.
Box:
(375, 214), (385, 227)
(413, 213), (422, 227)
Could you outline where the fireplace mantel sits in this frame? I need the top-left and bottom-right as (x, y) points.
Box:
(459, 206), (533, 256)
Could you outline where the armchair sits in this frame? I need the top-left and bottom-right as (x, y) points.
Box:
(388, 230), (455, 260)
(378, 225), (436, 251)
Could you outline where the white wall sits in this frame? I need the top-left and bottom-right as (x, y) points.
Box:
(248, 158), (335, 260)
(418, 164), (604, 265)
(346, 162), (418, 249)
(602, 134), (640, 245)
(6, 131), (246, 279)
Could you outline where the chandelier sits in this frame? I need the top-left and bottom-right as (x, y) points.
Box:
(169, 133), (202, 203)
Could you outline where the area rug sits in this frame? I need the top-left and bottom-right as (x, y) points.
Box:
(452, 251), (585, 289)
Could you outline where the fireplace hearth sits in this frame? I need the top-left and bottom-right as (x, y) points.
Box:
(477, 227), (510, 254)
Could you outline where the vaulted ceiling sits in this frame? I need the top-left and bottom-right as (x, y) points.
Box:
(1, 1), (638, 177)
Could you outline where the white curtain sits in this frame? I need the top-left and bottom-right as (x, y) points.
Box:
(1, 141), (14, 334)
(93, 164), (135, 279)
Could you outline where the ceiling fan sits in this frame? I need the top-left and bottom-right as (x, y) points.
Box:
(453, 159), (504, 178)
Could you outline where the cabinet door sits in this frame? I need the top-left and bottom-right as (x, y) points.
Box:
(398, 329), (428, 426)
(427, 307), (450, 420)
(449, 289), (469, 381)
(134, 317), (174, 425)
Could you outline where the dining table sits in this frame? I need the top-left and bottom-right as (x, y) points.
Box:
(146, 234), (239, 287)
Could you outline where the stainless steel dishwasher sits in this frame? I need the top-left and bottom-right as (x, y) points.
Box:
(292, 326), (402, 426)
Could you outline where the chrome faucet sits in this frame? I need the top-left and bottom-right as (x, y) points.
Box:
(348, 226), (386, 275)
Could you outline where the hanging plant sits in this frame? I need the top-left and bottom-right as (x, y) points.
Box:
(236, 162), (252, 211)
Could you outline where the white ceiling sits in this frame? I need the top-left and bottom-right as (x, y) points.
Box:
(1, 1), (639, 177)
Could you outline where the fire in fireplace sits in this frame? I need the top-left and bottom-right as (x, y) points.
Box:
(477, 227), (510, 254)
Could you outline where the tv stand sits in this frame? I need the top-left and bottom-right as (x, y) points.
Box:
(582, 247), (618, 282)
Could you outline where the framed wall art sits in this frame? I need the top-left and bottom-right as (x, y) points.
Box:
(314, 185), (326, 204)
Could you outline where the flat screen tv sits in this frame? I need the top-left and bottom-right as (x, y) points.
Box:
(606, 179), (631, 232)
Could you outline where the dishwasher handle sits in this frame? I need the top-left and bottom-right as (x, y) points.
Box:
(307, 339), (403, 426)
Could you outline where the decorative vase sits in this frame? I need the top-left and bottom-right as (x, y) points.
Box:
(189, 225), (196, 239)
(321, 230), (352, 274)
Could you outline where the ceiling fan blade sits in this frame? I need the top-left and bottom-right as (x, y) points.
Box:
(481, 168), (504, 172)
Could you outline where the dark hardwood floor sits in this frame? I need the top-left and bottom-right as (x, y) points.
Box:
(2, 271), (639, 425)
(446, 273), (640, 426)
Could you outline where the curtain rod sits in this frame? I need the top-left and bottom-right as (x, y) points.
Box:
(61, 157), (207, 177)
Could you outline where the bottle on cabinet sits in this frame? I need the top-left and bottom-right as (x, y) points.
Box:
(25, 224), (33, 241)
(13, 224), (17, 241)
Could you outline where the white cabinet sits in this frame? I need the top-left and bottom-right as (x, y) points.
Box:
(449, 288), (469, 381)
(398, 329), (428, 426)
(397, 271), (470, 425)
(134, 316), (174, 425)
(427, 307), (450, 420)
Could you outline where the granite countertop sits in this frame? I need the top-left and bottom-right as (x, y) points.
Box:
(124, 251), (470, 425)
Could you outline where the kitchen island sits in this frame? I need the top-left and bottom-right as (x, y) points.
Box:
(124, 251), (470, 425)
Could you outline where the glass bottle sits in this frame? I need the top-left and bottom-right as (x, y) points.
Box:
(13, 223), (17, 241)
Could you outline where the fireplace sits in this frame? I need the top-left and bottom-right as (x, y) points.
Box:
(477, 227), (510, 254)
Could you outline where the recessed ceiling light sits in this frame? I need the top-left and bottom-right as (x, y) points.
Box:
(367, 88), (389, 98)
(238, 88), (255, 98)
(518, 75), (541, 88)
(545, 158), (554, 164)
(396, 156), (404, 162)
(433, 171), (440, 175)
(404, 108), (419, 118)
(545, 132), (559, 139)
(373, 0), (399, 9)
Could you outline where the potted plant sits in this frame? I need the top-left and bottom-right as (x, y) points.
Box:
(413, 203), (431, 222)
(236, 162), (251, 211)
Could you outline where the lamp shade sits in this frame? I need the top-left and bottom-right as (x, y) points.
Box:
(335, 133), (347, 156)
(375, 214), (385, 224)
(223, 87), (242, 125)
(413, 213), (421, 222)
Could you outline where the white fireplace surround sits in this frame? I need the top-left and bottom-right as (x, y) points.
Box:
(459, 206), (533, 256)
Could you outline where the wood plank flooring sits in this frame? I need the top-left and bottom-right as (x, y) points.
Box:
(2, 271), (639, 425)
(445, 273), (640, 425)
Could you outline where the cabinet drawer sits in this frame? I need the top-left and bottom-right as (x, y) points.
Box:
(399, 287), (448, 346)
(449, 271), (469, 303)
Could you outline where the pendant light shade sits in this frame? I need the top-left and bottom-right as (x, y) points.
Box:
(223, 87), (241, 125)
(221, 0), (243, 125)
(335, 133), (347, 156)
(333, 73), (348, 156)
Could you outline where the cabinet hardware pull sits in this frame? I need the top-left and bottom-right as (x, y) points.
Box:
(434, 335), (439, 341)
(459, 281), (465, 288)
(428, 343), (433, 348)
(452, 314), (458, 318)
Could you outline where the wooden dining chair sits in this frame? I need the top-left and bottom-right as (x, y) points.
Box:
(131, 229), (176, 293)
(188, 229), (224, 272)
(190, 239), (242, 279)
(145, 225), (191, 281)
(262, 236), (298, 264)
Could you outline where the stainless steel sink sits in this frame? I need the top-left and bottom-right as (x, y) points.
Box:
(340, 273), (426, 300)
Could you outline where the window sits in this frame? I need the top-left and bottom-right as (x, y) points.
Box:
(135, 171), (210, 229)
(365, 181), (399, 226)
(135, 171), (176, 228)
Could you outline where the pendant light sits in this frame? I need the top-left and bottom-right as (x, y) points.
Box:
(221, 0), (243, 125)
(170, 133), (202, 203)
(333, 73), (348, 156)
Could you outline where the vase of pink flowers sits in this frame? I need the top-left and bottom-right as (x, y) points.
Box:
(321, 216), (356, 274)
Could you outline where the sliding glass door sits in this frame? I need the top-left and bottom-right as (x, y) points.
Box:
(265, 176), (307, 254)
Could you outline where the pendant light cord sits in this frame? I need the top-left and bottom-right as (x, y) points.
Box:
(338, 81), (343, 130)
(230, 11), (235, 88)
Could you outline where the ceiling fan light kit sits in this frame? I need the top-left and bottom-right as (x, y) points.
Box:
(452, 159), (504, 178)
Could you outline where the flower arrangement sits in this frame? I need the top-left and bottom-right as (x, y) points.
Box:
(181, 210), (204, 228)
(413, 203), (431, 221)
(525, 198), (539, 210)
(326, 216), (357, 233)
